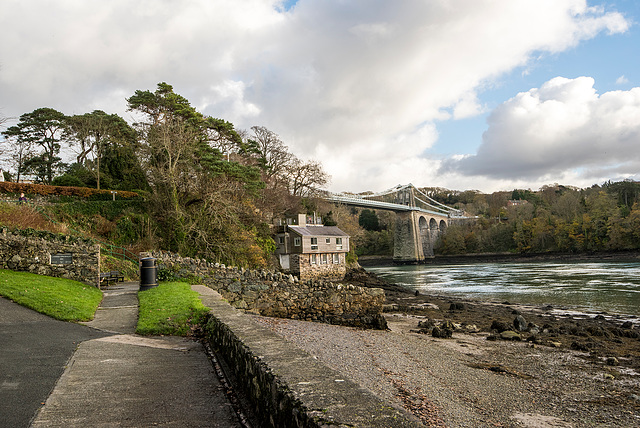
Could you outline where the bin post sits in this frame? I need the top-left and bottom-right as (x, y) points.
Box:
(139, 257), (158, 291)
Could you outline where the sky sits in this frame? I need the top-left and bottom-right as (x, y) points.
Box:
(1, 0), (639, 194)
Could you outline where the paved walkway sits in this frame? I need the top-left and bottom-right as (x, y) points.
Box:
(28, 282), (242, 428)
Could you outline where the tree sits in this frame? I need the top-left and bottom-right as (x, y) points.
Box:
(65, 110), (138, 189)
(127, 82), (269, 265)
(3, 108), (67, 183)
(285, 158), (329, 197)
(359, 209), (381, 231)
(249, 126), (293, 180)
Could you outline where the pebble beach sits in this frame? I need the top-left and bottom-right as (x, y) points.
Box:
(251, 273), (640, 427)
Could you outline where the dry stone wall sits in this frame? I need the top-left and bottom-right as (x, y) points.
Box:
(0, 229), (100, 286)
(153, 251), (387, 329)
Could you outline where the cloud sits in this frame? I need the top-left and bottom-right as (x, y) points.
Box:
(616, 75), (629, 85)
(0, 0), (630, 192)
(443, 76), (640, 185)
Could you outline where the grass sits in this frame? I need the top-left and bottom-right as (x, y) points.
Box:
(0, 269), (103, 321)
(136, 281), (210, 336)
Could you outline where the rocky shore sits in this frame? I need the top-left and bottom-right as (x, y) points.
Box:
(253, 268), (640, 427)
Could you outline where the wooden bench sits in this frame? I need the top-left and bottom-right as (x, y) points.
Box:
(99, 271), (124, 288)
(110, 271), (125, 282)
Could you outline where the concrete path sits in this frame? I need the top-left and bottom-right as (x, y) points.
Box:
(0, 298), (110, 428)
(28, 282), (242, 428)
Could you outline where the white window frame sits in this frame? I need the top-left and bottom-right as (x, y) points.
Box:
(336, 237), (343, 250)
(333, 253), (340, 264)
(294, 237), (301, 247)
(325, 237), (331, 244)
(321, 254), (328, 264)
(311, 237), (318, 250)
(311, 254), (317, 264)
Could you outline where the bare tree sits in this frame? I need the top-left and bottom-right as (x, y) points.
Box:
(250, 126), (294, 180)
(285, 157), (329, 197)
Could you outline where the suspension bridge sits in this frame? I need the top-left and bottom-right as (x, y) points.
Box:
(324, 184), (470, 262)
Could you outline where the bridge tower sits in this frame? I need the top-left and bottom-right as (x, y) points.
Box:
(393, 211), (449, 262)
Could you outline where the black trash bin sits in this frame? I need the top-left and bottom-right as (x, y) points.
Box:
(139, 257), (158, 291)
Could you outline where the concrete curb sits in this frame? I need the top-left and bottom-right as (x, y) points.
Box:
(194, 284), (422, 428)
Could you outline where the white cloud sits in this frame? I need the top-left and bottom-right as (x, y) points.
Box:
(0, 0), (630, 192)
(616, 75), (629, 85)
(443, 76), (640, 186)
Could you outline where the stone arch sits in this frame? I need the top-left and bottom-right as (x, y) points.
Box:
(439, 220), (448, 232)
(429, 218), (438, 230)
(418, 216), (428, 231)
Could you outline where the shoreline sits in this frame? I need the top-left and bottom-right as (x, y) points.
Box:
(357, 250), (640, 267)
(253, 266), (640, 426)
(344, 266), (640, 374)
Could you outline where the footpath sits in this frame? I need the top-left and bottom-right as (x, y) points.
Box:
(30, 282), (242, 428)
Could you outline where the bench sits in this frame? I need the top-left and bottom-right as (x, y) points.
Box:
(99, 271), (125, 288)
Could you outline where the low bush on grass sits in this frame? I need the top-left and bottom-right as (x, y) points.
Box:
(0, 270), (102, 321)
(136, 281), (209, 336)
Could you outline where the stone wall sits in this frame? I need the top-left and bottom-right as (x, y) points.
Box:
(153, 251), (387, 329)
(198, 286), (421, 428)
(0, 229), (100, 286)
(293, 253), (347, 281)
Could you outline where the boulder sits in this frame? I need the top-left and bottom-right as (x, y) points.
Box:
(513, 315), (528, 332)
(432, 326), (453, 339)
(491, 320), (511, 333)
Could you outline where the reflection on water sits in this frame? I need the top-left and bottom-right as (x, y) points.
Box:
(366, 261), (640, 316)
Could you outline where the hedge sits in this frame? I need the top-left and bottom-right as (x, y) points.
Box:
(0, 182), (141, 200)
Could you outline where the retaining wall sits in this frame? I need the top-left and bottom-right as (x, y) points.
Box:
(0, 228), (100, 286)
(196, 286), (421, 428)
(153, 251), (387, 329)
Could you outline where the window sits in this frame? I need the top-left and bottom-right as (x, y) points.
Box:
(336, 238), (343, 250)
(311, 237), (318, 250)
(294, 237), (301, 246)
(311, 254), (317, 264)
(278, 236), (285, 245)
(321, 254), (328, 264)
(333, 253), (340, 264)
(325, 238), (331, 244)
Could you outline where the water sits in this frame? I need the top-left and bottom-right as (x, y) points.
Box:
(366, 260), (640, 316)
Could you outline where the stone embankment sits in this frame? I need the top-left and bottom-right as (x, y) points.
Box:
(153, 251), (387, 329)
(196, 285), (421, 428)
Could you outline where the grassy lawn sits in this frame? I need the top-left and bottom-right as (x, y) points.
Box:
(137, 281), (209, 336)
(0, 269), (103, 322)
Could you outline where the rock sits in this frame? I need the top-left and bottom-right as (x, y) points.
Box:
(449, 302), (465, 311)
(432, 326), (453, 339)
(231, 299), (248, 310)
(622, 321), (633, 329)
(463, 324), (480, 333)
(606, 357), (619, 366)
(500, 331), (521, 341)
(603, 373), (615, 380)
(548, 341), (562, 348)
(513, 315), (528, 332)
(417, 319), (435, 329)
(491, 320), (511, 333)
(528, 323), (540, 335)
(441, 320), (456, 331)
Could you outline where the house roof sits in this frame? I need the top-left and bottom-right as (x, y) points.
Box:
(288, 225), (349, 237)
